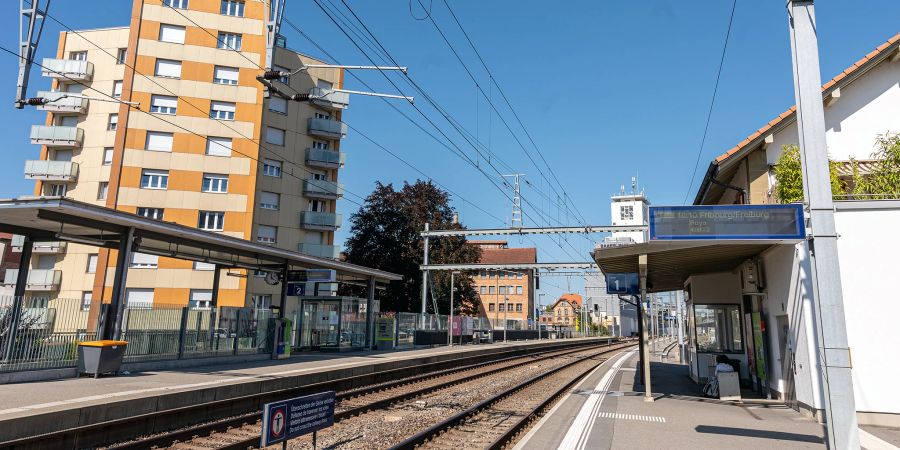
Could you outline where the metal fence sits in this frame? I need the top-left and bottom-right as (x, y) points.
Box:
(0, 295), (272, 373)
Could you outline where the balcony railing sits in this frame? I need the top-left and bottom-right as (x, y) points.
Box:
(309, 87), (350, 111)
(24, 160), (79, 181)
(298, 243), (341, 259)
(299, 211), (342, 230)
(41, 58), (93, 81)
(303, 179), (343, 199)
(30, 125), (84, 148)
(10, 235), (67, 254)
(307, 117), (348, 139)
(305, 148), (345, 169)
(35, 91), (89, 114)
(2, 269), (62, 291)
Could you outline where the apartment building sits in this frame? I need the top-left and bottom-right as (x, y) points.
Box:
(469, 240), (536, 329)
(541, 293), (581, 327)
(10, 0), (347, 309)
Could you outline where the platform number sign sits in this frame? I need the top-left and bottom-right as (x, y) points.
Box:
(261, 391), (335, 447)
(606, 273), (639, 295)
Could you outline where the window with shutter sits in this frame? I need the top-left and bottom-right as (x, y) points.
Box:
(257, 225), (277, 244)
(202, 173), (229, 193)
(125, 289), (154, 308)
(145, 131), (174, 152)
(259, 191), (279, 210)
(131, 252), (159, 268)
(189, 290), (213, 309)
(155, 59), (182, 78)
(265, 127), (285, 145)
(103, 147), (114, 165)
(86, 254), (98, 273)
(210, 101), (236, 120)
(159, 24), (186, 44)
(150, 95), (177, 114)
(206, 137), (232, 156)
(268, 97), (287, 114)
(213, 66), (239, 85)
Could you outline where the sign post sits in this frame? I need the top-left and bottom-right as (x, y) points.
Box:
(261, 391), (335, 449)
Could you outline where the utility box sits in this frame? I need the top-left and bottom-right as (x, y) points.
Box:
(376, 317), (396, 351)
(77, 340), (128, 378)
(271, 318), (292, 359)
(718, 372), (742, 401)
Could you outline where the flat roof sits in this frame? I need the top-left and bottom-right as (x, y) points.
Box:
(592, 240), (797, 292)
(0, 197), (401, 283)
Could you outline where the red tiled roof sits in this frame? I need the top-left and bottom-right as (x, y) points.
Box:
(558, 293), (583, 307)
(479, 247), (537, 264)
(469, 240), (508, 246)
(713, 32), (900, 166)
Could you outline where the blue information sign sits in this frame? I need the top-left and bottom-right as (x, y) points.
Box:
(261, 391), (335, 447)
(286, 282), (306, 297)
(606, 273), (639, 295)
(649, 204), (805, 240)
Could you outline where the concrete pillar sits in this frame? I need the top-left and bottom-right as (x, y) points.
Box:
(365, 276), (375, 349)
(3, 236), (33, 360)
(639, 254), (653, 402)
(207, 264), (221, 349)
(103, 227), (134, 341)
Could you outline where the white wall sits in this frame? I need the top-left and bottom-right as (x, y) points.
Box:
(766, 58), (900, 164)
(834, 202), (900, 416)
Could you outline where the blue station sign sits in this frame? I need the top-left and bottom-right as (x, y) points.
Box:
(606, 273), (639, 295)
(261, 391), (335, 447)
(649, 204), (805, 241)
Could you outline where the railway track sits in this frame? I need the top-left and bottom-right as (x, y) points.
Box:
(162, 342), (633, 450)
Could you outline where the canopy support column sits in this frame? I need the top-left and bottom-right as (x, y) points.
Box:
(639, 254), (653, 402)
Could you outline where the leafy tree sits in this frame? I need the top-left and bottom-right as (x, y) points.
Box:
(342, 180), (482, 315)
(853, 133), (900, 199)
(773, 144), (846, 203)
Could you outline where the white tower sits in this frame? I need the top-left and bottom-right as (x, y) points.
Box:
(609, 177), (650, 244)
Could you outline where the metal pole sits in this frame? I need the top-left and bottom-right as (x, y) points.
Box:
(208, 264), (221, 350)
(105, 227), (134, 341)
(4, 237), (32, 361)
(421, 223), (429, 324)
(788, 3), (858, 448)
(503, 297), (508, 342)
(365, 276), (375, 350)
(639, 254), (653, 402)
(448, 271), (455, 347)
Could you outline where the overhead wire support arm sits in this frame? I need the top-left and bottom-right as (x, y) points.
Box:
(291, 64), (408, 75)
(16, 0), (50, 109)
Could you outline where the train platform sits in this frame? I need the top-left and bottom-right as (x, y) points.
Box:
(515, 340), (900, 450)
(0, 337), (607, 444)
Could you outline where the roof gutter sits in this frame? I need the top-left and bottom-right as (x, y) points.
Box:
(693, 162), (719, 205)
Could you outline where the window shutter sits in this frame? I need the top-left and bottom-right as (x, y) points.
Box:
(206, 137), (232, 156)
(268, 97), (287, 114)
(159, 24), (186, 44)
(146, 131), (174, 151)
(155, 59), (182, 78)
(265, 127), (285, 145)
(214, 66), (239, 83)
(125, 289), (154, 308)
(132, 252), (159, 267)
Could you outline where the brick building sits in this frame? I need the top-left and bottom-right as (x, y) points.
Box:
(469, 240), (536, 329)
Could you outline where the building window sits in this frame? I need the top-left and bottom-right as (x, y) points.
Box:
(210, 101), (236, 120)
(516, 286), (523, 295)
(308, 199), (325, 212)
(97, 182), (108, 200)
(150, 95), (177, 115)
(131, 252), (158, 268)
(311, 140), (328, 150)
(86, 254), (98, 273)
(112, 80), (123, 98)
(257, 225), (277, 244)
(189, 290), (212, 310)
(499, 286), (507, 295)
(620, 205), (634, 221)
(273, 65), (291, 84)
(314, 112), (330, 120)
(198, 211), (225, 231)
(206, 136), (232, 156)
(145, 131), (174, 152)
(480, 286), (486, 295)
(259, 191), (279, 210)
(136, 207), (164, 220)
(213, 65), (239, 85)
(49, 183), (67, 197)
(159, 24), (186, 44)
(516, 303), (523, 312)
(107, 114), (118, 131)
(488, 303), (495, 312)
(517, 273), (523, 279)
(262, 159), (281, 177)
(81, 291), (93, 311)
(268, 97), (288, 114)
(202, 173), (228, 193)
(252, 294), (272, 309)
(102, 147), (114, 165)
(162, 0), (188, 8)
(265, 127), (285, 145)
(489, 286), (495, 295)
(70, 51), (87, 61)
(155, 59), (182, 78)
(140, 169), (169, 189)
(116, 48), (127, 64)
(693, 304), (743, 353)
(498, 303), (505, 312)
(193, 262), (215, 271)
(217, 32), (242, 51)
(125, 289), (154, 309)
(220, 0), (244, 17)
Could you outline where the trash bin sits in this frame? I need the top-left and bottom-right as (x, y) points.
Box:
(77, 340), (128, 378)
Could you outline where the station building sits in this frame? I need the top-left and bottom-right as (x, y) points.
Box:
(469, 240), (537, 330)
(595, 32), (900, 426)
(6, 0), (348, 311)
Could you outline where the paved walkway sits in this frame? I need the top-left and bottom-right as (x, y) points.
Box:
(517, 340), (899, 450)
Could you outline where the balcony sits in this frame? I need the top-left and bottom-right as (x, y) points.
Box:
(2, 269), (62, 292)
(10, 235), (67, 254)
(309, 87), (350, 111)
(30, 125), (84, 148)
(41, 58), (93, 81)
(298, 243), (340, 259)
(35, 91), (89, 114)
(299, 211), (342, 231)
(307, 117), (347, 139)
(303, 179), (343, 199)
(24, 160), (79, 182)
(305, 148), (345, 169)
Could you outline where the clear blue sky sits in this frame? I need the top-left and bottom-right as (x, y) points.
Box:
(2, 1), (898, 302)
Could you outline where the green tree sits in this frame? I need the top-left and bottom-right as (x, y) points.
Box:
(853, 133), (900, 199)
(773, 144), (846, 203)
(342, 180), (482, 314)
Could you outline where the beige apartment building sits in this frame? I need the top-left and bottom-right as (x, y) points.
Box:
(9, 0), (348, 310)
(469, 240), (536, 329)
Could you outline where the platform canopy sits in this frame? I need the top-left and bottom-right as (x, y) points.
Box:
(0, 197), (401, 283)
(591, 240), (798, 293)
